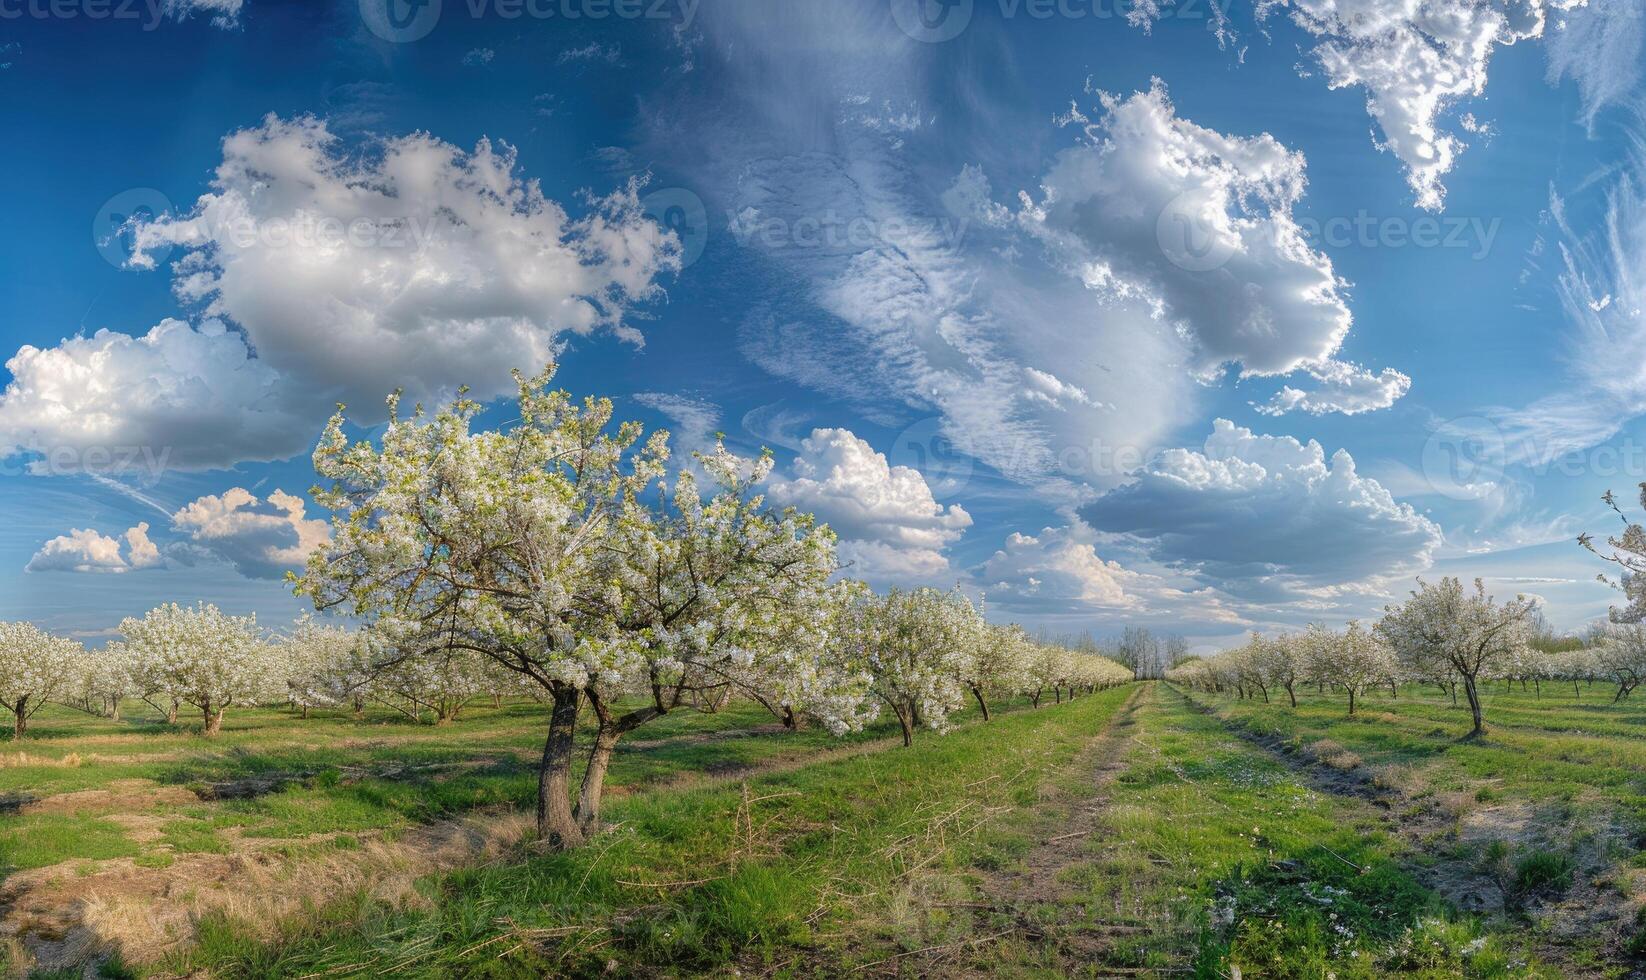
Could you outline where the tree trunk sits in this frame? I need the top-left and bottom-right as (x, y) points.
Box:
(1347, 688), (1357, 716)
(1285, 683), (1297, 708)
(1389, 679), (1398, 698)
(894, 702), (914, 747)
(575, 727), (620, 834)
(573, 692), (663, 836)
(1463, 675), (1485, 736)
(203, 706), (224, 737)
(971, 685), (991, 721)
(12, 698), (27, 738)
(300, 705), (310, 720)
(166, 699), (180, 725)
(537, 686), (583, 850)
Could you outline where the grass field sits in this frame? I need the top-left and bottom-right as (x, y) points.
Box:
(3, 682), (1644, 977)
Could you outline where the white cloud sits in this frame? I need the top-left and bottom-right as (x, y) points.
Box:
(128, 114), (680, 422)
(170, 487), (329, 580)
(1012, 81), (1374, 384)
(26, 523), (161, 574)
(559, 42), (622, 64)
(1546, 0), (1643, 128)
(768, 428), (972, 582)
(462, 48), (496, 67)
(974, 524), (1143, 610)
(0, 318), (303, 473)
(1255, 359), (1412, 416)
(1022, 367), (1102, 410)
(647, 5), (1197, 504)
(1257, 0), (1581, 210)
(165, 0), (242, 29)
(1492, 152), (1646, 464)
(1082, 418), (1441, 599)
(971, 521), (1251, 624)
(632, 392), (722, 456)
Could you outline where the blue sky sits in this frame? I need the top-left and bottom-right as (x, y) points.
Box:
(1, 0), (1642, 648)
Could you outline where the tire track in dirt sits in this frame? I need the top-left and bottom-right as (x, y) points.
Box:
(937, 684), (1150, 975)
(1167, 684), (1629, 979)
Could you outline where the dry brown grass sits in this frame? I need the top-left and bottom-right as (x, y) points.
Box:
(0, 752), (82, 769)
(1299, 739), (1363, 771)
(6, 810), (535, 972)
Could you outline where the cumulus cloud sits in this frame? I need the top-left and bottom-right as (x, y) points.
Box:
(971, 522), (1250, 624)
(974, 524), (1143, 610)
(127, 114), (680, 420)
(1255, 0), (1581, 210)
(767, 428), (972, 582)
(1012, 81), (1367, 383)
(643, 4), (1196, 504)
(0, 318), (304, 473)
(1081, 418), (1441, 599)
(1255, 359), (1412, 416)
(26, 523), (161, 574)
(170, 487), (329, 580)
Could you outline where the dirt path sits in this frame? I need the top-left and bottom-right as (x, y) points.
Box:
(1168, 685), (1631, 978)
(901, 684), (1150, 976)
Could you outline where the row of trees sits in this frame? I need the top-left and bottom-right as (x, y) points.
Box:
(3, 363), (1129, 850)
(1169, 576), (1646, 734)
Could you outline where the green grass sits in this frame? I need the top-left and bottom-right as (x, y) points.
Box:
(165, 686), (1139, 978)
(971, 685), (1547, 978)
(1175, 681), (1646, 975)
(11, 681), (1646, 977)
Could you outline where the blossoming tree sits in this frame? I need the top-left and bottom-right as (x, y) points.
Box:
(1377, 577), (1536, 736)
(859, 587), (974, 745)
(0, 622), (83, 738)
(299, 366), (870, 847)
(122, 602), (276, 736)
